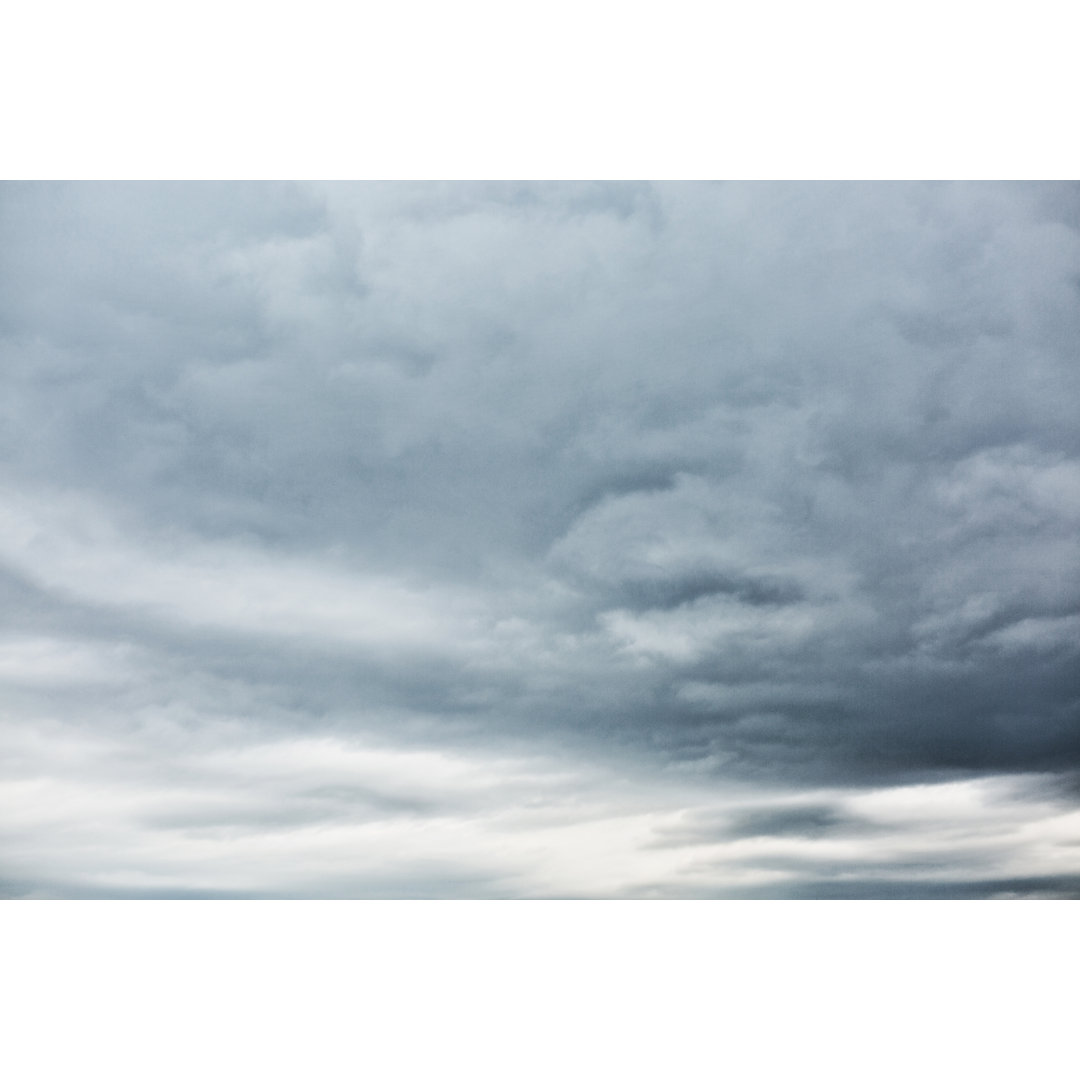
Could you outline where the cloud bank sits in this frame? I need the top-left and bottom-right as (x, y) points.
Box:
(2, 181), (1079, 897)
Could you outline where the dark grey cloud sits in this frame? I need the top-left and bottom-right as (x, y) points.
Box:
(2, 181), (1080, 897)
(621, 875), (1080, 901)
(651, 802), (869, 846)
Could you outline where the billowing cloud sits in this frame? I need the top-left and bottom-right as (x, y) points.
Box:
(2, 181), (1079, 897)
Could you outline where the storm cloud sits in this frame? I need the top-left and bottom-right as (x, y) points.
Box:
(2, 181), (1079, 897)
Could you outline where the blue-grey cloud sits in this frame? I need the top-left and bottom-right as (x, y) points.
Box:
(2, 181), (1080, 897)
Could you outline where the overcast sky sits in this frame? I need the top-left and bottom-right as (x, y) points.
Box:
(2, 181), (1079, 898)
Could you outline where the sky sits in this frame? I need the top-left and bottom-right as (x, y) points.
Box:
(1, 180), (1079, 898)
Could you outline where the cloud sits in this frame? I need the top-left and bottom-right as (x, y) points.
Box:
(2, 181), (1080, 895)
(4, 704), (1079, 898)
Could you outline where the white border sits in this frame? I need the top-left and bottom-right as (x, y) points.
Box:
(2, 901), (1075, 1078)
(3, 1), (1079, 177)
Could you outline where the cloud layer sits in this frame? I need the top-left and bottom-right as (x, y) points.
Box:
(2, 181), (1079, 897)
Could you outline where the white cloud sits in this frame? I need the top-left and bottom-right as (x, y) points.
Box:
(4, 708), (1079, 897)
(0, 486), (490, 656)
